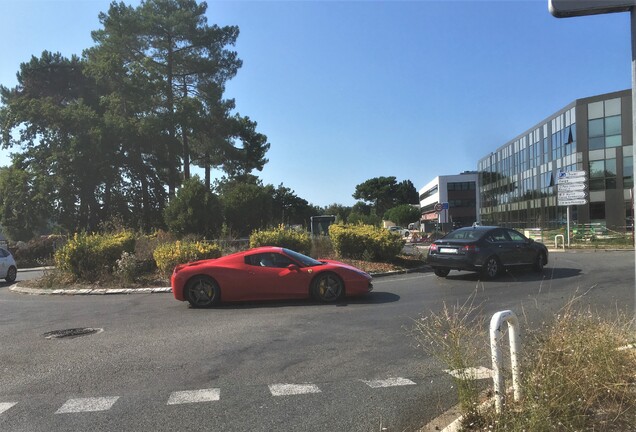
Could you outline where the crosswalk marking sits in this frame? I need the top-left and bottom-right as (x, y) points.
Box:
(167, 388), (220, 405)
(2, 373), (476, 415)
(55, 397), (119, 414)
(0, 403), (16, 415)
(362, 377), (417, 388)
(268, 383), (322, 396)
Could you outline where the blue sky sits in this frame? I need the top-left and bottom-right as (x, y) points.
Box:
(0, 0), (632, 207)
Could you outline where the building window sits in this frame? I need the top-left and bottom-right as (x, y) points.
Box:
(588, 100), (622, 150)
(419, 185), (438, 201)
(624, 155), (633, 189)
(589, 159), (617, 191)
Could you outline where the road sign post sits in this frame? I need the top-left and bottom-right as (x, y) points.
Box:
(550, 0), (636, 304)
(557, 171), (588, 247)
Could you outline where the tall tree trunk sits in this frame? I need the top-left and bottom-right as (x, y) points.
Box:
(167, 40), (176, 197)
(182, 79), (190, 180)
(204, 151), (211, 190)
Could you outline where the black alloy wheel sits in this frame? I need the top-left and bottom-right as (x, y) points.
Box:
(312, 273), (344, 303)
(185, 276), (220, 308)
(482, 256), (500, 279)
(5, 266), (16, 283)
(434, 267), (451, 277)
(534, 253), (545, 272)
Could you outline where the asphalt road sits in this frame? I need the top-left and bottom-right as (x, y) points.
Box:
(0, 251), (633, 432)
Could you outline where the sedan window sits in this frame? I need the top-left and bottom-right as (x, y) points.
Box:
(487, 230), (510, 243)
(507, 230), (527, 242)
(445, 230), (480, 240)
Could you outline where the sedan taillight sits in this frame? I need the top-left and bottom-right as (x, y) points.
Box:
(462, 245), (479, 252)
(429, 243), (438, 252)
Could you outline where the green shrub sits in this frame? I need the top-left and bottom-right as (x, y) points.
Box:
(329, 223), (403, 261)
(249, 225), (311, 255)
(54, 231), (136, 281)
(153, 240), (221, 276)
(163, 177), (223, 238)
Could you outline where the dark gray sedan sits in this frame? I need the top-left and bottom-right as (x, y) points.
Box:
(426, 226), (548, 279)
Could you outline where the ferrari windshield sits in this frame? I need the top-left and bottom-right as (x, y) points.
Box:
(283, 248), (324, 267)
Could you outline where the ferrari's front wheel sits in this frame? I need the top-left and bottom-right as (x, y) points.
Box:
(185, 276), (220, 308)
(311, 273), (344, 303)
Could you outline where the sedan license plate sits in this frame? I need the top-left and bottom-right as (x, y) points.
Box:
(439, 247), (458, 254)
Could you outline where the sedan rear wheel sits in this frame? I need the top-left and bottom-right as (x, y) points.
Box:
(185, 276), (220, 308)
(5, 266), (16, 283)
(482, 256), (500, 279)
(434, 267), (450, 277)
(311, 273), (344, 303)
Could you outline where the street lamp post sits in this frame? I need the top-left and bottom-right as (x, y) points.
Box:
(549, 0), (636, 317)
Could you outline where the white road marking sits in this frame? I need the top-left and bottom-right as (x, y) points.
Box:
(0, 402), (16, 415)
(362, 377), (417, 388)
(167, 388), (220, 405)
(444, 366), (493, 380)
(55, 397), (119, 414)
(268, 383), (321, 396)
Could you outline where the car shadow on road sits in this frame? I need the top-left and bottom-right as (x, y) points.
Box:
(202, 292), (400, 310)
(0, 281), (16, 289)
(442, 267), (582, 283)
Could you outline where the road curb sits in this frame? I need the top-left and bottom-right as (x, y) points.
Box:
(10, 285), (172, 296)
(370, 265), (430, 278)
(9, 266), (431, 296)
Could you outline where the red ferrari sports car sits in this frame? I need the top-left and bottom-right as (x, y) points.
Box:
(171, 246), (374, 307)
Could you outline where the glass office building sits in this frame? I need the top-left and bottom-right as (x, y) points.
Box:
(477, 89), (632, 231)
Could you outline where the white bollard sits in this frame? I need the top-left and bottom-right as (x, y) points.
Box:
(490, 310), (522, 413)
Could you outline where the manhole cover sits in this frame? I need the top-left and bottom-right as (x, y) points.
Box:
(43, 328), (103, 339)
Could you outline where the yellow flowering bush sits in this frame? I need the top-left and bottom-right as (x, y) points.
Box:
(54, 231), (136, 281)
(153, 240), (221, 276)
(249, 225), (311, 255)
(329, 223), (403, 261)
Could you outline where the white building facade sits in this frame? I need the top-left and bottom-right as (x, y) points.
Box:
(419, 172), (479, 232)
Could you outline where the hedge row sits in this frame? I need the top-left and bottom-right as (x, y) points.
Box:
(249, 225), (311, 255)
(53, 224), (402, 282)
(54, 232), (136, 282)
(329, 224), (403, 261)
(152, 241), (221, 276)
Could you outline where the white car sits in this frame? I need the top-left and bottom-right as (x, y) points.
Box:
(388, 226), (410, 237)
(0, 248), (17, 283)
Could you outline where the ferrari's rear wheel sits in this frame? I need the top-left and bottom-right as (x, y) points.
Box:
(185, 276), (220, 308)
(311, 273), (344, 303)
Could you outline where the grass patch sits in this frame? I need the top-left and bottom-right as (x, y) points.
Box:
(410, 295), (487, 417)
(412, 295), (636, 431)
(473, 302), (636, 431)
